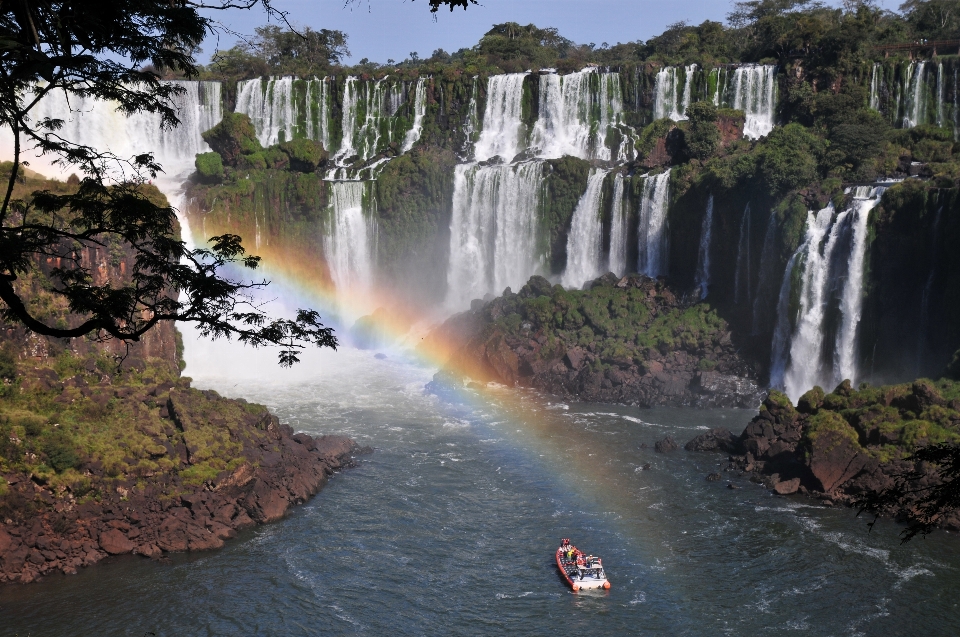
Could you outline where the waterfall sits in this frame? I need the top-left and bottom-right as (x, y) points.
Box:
(608, 173), (628, 276)
(306, 79), (331, 152)
(325, 181), (376, 293)
(637, 170), (672, 278)
(733, 203), (752, 304)
(954, 67), (959, 140)
(653, 65), (695, 121)
(695, 194), (714, 299)
(769, 248), (804, 390)
(711, 68), (727, 106)
(462, 77), (480, 153)
(530, 69), (625, 161)
(562, 169), (608, 288)
(833, 187), (884, 385)
(13, 80), (222, 180)
(903, 61), (927, 128)
(474, 73), (527, 162)
(780, 205), (838, 400)
(599, 72), (628, 162)
(445, 162), (543, 308)
(751, 210), (778, 334)
(235, 77), (297, 147)
(869, 63), (881, 111)
(401, 78), (427, 153)
(937, 63), (945, 127)
(732, 65), (777, 139)
(773, 188), (885, 400)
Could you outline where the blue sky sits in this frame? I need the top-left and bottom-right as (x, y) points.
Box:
(199, 0), (905, 66)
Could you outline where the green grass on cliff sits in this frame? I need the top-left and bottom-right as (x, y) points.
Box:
(0, 352), (260, 520)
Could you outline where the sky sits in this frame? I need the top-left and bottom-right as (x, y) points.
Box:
(199, 0), (905, 66)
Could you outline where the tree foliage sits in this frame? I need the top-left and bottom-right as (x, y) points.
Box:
(0, 1), (337, 365)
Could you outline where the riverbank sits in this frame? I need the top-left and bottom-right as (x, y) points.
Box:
(682, 378), (960, 533)
(0, 365), (365, 585)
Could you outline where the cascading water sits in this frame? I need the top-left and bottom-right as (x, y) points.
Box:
(833, 186), (885, 386)
(474, 73), (527, 162)
(608, 173), (628, 276)
(445, 162), (543, 309)
(773, 188), (885, 401)
(776, 205), (837, 399)
(306, 79), (331, 152)
(938, 63), (945, 127)
(562, 169), (609, 288)
(903, 61), (928, 128)
(637, 170), (672, 278)
(869, 63), (881, 112)
(462, 77), (480, 154)
(653, 65), (696, 121)
(325, 181), (377, 294)
(11, 80), (222, 184)
(235, 77), (297, 147)
(732, 65), (777, 139)
(695, 194), (714, 299)
(400, 78), (427, 153)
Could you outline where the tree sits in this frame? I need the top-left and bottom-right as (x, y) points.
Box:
(0, 0), (337, 366)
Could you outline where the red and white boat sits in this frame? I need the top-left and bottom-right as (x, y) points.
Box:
(556, 539), (610, 591)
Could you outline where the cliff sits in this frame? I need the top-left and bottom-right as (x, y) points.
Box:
(0, 172), (363, 584)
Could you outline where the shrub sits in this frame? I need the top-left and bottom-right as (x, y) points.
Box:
(194, 152), (224, 183)
(42, 430), (80, 473)
(279, 138), (327, 172)
(754, 123), (824, 193)
(201, 113), (262, 166)
(683, 101), (721, 160)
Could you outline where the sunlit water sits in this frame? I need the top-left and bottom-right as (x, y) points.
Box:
(3, 338), (960, 636)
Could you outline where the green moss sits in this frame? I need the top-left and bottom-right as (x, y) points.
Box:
(195, 152), (224, 183)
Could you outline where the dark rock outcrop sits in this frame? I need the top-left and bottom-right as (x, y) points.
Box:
(0, 385), (362, 585)
(686, 380), (960, 532)
(654, 436), (679, 453)
(425, 274), (764, 408)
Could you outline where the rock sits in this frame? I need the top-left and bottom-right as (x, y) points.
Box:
(654, 436), (679, 453)
(727, 483), (740, 489)
(565, 347), (586, 371)
(685, 428), (738, 453)
(641, 463), (651, 471)
(98, 529), (135, 555)
(807, 429), (871, 493)
(706, 473), (722, 482)
(773, 478), (801, 495)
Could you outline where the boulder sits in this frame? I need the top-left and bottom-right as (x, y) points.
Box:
(654, 436), (679, 453)
(773, 478), (801, 495)
(807, 429), (871, 492)
(565, 347), (586, 371)
(98, 529), (135, 555)
(706, 473), (722, 482)
(685, 428), (738, 453)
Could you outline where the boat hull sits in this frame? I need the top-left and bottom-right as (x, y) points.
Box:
(556, 548), (610, 591)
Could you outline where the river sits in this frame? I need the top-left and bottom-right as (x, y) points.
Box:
(2, 339), (959, 636)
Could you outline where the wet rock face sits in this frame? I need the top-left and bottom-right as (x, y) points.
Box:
(654, 436), (679, 453)
(0, 389), (361, 585)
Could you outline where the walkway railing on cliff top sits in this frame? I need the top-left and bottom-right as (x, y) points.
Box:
(875, 39), (960, 57)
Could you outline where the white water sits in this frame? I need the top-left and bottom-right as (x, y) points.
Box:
(653, 65), (696, 121)
(400, 78), (427, 153)
(732, 65), (777, 139)
(235, 77), (297, 147)
(778, 205), (837, 399)
(903, 62), (927, 128)
(869, 63), (881, 112)
(637, 170), (672, 278)
(324, 181), (377, 296)
(608, 173), (628, 276)
(833, 187), (885, 386)
(773, 188), (884, 400)
(937, 63), (945, 127)
(307, 79), (331, 152)
(445, 162), (543, 308)
(657, 65), (694, 121)
(562, 169), (609, 288)
(474, 73), (527, 162)
(695, 194), (714, 299)
(462, 77), (480, 154)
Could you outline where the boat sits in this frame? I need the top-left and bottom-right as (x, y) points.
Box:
(555, 539), (610, 591)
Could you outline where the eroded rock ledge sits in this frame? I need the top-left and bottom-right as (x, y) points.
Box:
(0, 386), (365, 585)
